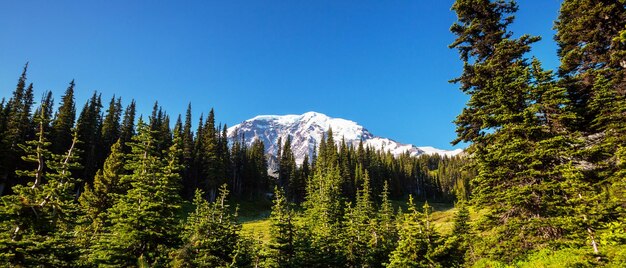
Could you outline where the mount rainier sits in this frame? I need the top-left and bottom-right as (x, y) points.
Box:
(227, 112), (462, 165)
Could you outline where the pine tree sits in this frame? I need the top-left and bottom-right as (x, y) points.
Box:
(342, 171), (374, 267)
(230, 132), (245, 197)
(51, 80), (76, 154)
(555, 0), (625, 129)
(249, 138), (269, 197)
(100, 96), (122, 161)
(171, 185), (241, 267)
(1, 64), (35, 195)
(279, 136), (296, 199)
(89, 119), (182, 266)
(368, 180), (397, 267)
(439, 202), (472, 267)
(0, 107), (82, 266)
(181, 103), (195, 199)
(301, 144), (345, 266)
(449, 0), (590, 260)
(265, 186), (297, 268)
(119, 100), (136, 151)
(78, 140), (125, 235)
(289, 155), (308, 204)
(76, 92), (103, 186)
(33, 91), (54, 138)
(199, 109), (220, 200)
(387, 197), (440, 268)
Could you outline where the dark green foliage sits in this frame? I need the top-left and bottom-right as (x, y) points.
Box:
(265, 187), (297, 267)
(76, 92), (103, 186)
(171, 185), (241, 267)
(119, 100), (136, 151)
(51, 80), (76, 154)
(0, 108), (81, 266)
(300, 131), (346, 266)
(78, 140), (125, 234)
(448, 0), (598, 262)
(1, 64), (35, 196)
(89, 119), (182, 266)
(100, 96), (122, 163)
(197, 109), (222, 200)
(181, 103), (195, 199)
(342, 171), (375, 267)
(387, 197), (441, 268)
(4, 2), (624, 262)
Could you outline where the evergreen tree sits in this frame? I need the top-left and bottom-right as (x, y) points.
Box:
(76, 92), (103, 186)
(368, 180), (397, 267)
(265, 186), (297, 268)
(78, 140), (125, 236)
(90, 119), (183, 266)
(1, 64), (35, 195)
(449, 0), (589, 260)
(51, 80), (76, 154)
(181, 103), (195, 199)
(0, 107), (81, 266)
(301, 158), (345, 266)
(230, 132), (245, 197)
(199, 109), (220, 200)
(290, 155), (309, 204)
(119, 100), (136, 151)
(555, 0), (626, 130)
(248, 138), (269, 197)
(33, 91), (54, 138)
(279, 136), (296, 199)
(439, 202), (471, 267)
(342, 171), (374, 267)
(387, 197), (440, 268)
(100, 96), (122, 161)
(171, 185), (241, 267)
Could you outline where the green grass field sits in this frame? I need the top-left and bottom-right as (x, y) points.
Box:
(238, 200), (483, 243)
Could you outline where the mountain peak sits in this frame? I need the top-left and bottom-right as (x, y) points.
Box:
(228, 112), (462, 165)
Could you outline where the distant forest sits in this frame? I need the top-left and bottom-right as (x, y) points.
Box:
(1, 0), (625, 267)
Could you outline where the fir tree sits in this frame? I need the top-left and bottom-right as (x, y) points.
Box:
(1, 64), (35, 195)
(171, 185), (241, 267)
(387, 197), (440, 268)
(51, 80), (76, 154)
(0, 107), (81, 266)
(100, 96), (122, 161)
(265, 187), (297, 268)
(119, 100), (136, 151)
(449, 0), (589, 260)
(76, 92), (103, 186)
(367, 180), (397, 267)
(301, 160), (345, 266)
(181, 103), (195, 199)
(249, 138), (269, 197)
(342, 171), (374, 267)
(90, 119), (182, 266)
(78, 140), (125, 235)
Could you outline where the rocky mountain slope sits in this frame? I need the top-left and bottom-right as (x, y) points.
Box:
(227, 112), (462, 165)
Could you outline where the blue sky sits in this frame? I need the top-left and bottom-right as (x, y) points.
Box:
(0, 0), (563, 150)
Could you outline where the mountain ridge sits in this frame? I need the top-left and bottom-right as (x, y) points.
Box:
(227, 111), (463, 165)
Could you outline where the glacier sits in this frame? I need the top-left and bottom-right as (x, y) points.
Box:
(227, 111), (463, 165)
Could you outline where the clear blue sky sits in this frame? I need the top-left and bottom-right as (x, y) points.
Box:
(0, 0), (563, 150)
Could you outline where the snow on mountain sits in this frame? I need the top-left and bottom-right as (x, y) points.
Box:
(227, 112), (462, 165)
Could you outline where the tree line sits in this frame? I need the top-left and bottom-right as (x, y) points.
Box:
(1, 0), (623, 266)
(0, 65), (470, 266)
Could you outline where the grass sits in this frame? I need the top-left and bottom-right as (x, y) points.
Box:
(237, 198), (482, 243)
(236, 197), (273, 243)
(241, 218), (272, 243)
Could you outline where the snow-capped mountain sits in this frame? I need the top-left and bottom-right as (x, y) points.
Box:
(227, 112), (462, 165)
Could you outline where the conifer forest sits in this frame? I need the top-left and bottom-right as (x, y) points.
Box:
(1, 0), (625, 267)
